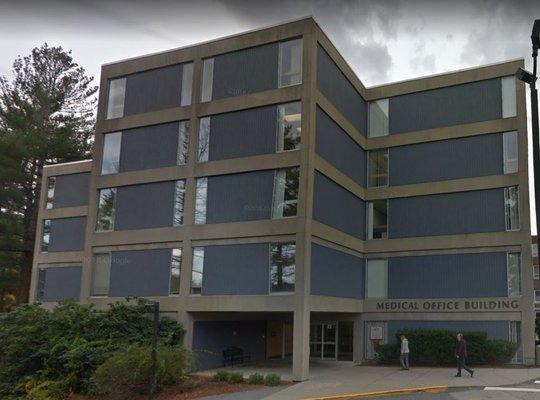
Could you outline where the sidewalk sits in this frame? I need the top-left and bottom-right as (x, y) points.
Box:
(200, 364), (540, 400)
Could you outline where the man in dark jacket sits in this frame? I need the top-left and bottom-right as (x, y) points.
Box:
(455, 333), (474, 377)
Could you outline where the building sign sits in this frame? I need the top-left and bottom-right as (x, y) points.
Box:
(365, 299), (520, 313)
(370, 326), (383, 340)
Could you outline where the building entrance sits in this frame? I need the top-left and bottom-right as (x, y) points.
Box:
(310, 322), (338, 360)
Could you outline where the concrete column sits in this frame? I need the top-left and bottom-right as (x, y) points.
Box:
(353, 313), (364, 364)
(292, 306), (310, 381)
(178, 310), (195, 350)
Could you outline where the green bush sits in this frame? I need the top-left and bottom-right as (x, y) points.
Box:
(485, 340), (519, 364)
(90, 344), (194, 395)
(374, 328), (518, 365)
(227, 372), (244, 384)
(248, 372), (265, 385)
(25, 379), (70, 400)
(0, 300), (186, 398)
(212, 370), (231, 382)
(374, 344), (399, 363)
(264, 373), (281, 386)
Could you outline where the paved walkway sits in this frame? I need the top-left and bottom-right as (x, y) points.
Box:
(197, 362), (540, 400)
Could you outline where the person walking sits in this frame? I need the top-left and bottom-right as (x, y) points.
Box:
(455, 333), (474, 377)
(400, 335), (410, 370)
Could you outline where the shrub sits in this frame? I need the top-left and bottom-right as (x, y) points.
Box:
(248, 372), (264, 385)
(0, 300), (186, 398)
(227, 372), (244, 384)
(485, 340), (519, 364)
(25, 379), (70, 400)
(264, 373), (281, 386)
(373, 328), (519, 365)
(374, 344), (399, 363)
(212, 370), (230, 382)
(90, 344), (194, 395)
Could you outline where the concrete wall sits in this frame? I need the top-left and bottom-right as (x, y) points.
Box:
(389, 189), (506, 238)
(313, 172), (365, 239)
(311, 243), (364, 299)
(315, 107), (366, 187)
(119, 122), (182, 172)
(48, 217), (86, 252)
(388, 252), (508, 299)
(389, 133), (504, 186)
(192, 320), (267, 369)
(389, 78), (502, 134)
(52, 173), (90, 208)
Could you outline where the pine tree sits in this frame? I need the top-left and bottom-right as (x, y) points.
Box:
(0, 43), (97, 305)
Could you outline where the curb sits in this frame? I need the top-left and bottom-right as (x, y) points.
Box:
(302, 385), (448, 400)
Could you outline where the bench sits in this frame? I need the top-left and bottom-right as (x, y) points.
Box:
(223, 346), (251, 366)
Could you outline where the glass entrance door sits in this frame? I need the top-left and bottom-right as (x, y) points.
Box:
(310, 322), (337, 360)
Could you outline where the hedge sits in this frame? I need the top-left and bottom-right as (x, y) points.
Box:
(375, 328), (518, 365)
(0, 300), (188, 398)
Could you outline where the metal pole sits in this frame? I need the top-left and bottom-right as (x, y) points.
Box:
(148, 301), (159, 400)
(531, 47), (540, 250)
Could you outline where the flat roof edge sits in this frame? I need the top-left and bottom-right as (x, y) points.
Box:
(367, 58), (524, 90)
(44, 159), (92, 168)
(101, 15), (315, 68)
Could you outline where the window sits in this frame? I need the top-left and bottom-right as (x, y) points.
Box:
(507, 252), (521, 297)
(269, 242), (296, 293)
(536, 290), (540, 302)
(272, 167), (299, 218)
(503, 131), (518, 174)
(368, 149), (388, 187)
(534, 266), (540, 280)
(36, 268), (46, 301)
(173, 180), (186, 226)
(92, 253), (111, 296)
(101, 131), (122, 175)
(501, 76), (516, 118)
(181, 63), (193, 106)
(533, 243), (538, 258)
(45, 177), (56, 209)
(368, 99), (389, 137)
(201, 58), (214, 102)
(367, 200), (388, 240)
(504, 186), (520, 231)
(366, 259), (388, 299)
(177, 121), (189, 165)
(279, 38), (303, 88)
(170, 248), (182, 295)
(194, 178), (208, 224)
(197, 117), (210, 162)
(277, 102), (301, 151)
(106, 77), (126, 119)
(509, 320), (522, 363)
(191, 247), (204, 294)
(41, 220), (51, 252)
(96, 188), (117, 232)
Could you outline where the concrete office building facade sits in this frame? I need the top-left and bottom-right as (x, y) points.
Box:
(30, 17), (535, 380)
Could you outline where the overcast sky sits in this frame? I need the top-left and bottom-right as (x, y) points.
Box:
(1, 0), (539, 231)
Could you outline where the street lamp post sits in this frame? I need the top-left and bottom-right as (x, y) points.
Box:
(516, 19), (540, 244)
(143, 300), (160, 400)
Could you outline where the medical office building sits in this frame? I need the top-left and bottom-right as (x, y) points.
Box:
(30, 17), (535, 380)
